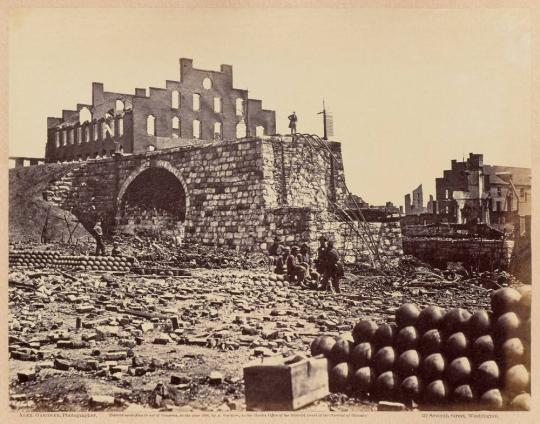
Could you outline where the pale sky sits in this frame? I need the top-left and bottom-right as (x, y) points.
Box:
(8, 8), (531, 206)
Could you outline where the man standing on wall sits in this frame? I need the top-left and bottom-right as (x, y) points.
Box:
(93, 220), (106, 256)
(288, 112), (297, 135)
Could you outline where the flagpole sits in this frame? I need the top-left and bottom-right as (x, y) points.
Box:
(322, 99), (327, 140)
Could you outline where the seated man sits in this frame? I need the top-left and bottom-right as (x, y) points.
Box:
(268, 236), (284, 269)
(286, 246), (307, 287)
(274, 246), (290, 275)
(298, 243), (320, 289)
(111, 241), (121, 256)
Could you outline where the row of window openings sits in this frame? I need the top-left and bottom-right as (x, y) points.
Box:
(146, 116), (264, 139)
(172, 91), (244, 116)
(74, 92), (242, 131)
(55, 118), (124, 148)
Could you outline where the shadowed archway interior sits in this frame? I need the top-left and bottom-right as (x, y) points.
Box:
(119, 167), (187, 227)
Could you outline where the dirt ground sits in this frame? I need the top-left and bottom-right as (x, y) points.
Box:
(9, 256), (508, 412)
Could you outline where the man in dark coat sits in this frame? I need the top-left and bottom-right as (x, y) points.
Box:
(288, 112), (298, 135)
(322, 240), (343, 293)
(93, 220), (106, 256)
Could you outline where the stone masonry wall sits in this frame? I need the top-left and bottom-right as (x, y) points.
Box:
(30, 136), (403, 263)
(402, 237), (512, 270)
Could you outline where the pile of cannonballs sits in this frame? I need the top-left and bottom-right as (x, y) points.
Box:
(310, 286), (531, 410)
(9, 251), (134, 272)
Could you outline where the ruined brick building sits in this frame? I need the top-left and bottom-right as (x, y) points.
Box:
(46, 59), (276, 163)
(435, 153), (531, 234)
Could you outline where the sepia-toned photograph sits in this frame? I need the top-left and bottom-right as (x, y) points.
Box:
(5, 3), (533, 417)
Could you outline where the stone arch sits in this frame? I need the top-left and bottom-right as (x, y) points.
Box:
(117, 159), (190, 219)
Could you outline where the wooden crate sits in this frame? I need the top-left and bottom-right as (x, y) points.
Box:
(243, 355), (329, 411)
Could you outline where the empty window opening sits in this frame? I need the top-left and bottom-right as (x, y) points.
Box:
(214, 97), (222, 113)
(63, 131), (67, 146)
(118, 118), (124, 137)
(193, 94), (201, 111)
(79, 107), (91, 124)
(203, 77), (212, 89)
(172, 116), (180, 138)
(236, 98), (244, 115)
(256, 125), (265, 137)
(69, 129), (74, 145)
(115, 99), (125, 111)
(236, 121), (247, 138)
(214, 122), (222, 140)
(171, 90), (180, 109)
(147, 115), (156, 136)
(55, 132), (60, 148)
(85, 126), (90, 142)
(103, 115), (115, 138)
(193, 119), (201, 139)
(77, 127), (82, 144)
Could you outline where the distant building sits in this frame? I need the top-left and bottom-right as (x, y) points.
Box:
(435, 153), (531, 233)
(404, 184), (429, 215)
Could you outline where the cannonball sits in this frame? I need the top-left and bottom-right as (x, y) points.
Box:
(446, 356), (472, 386)
(491, 287), (521, 317)
(352, 319), (378, 344)
(400, 375), (423, 402)
(395, 303), (420, 328)
(442, 308), (471, 336)
(471, 335), (495, 365)
(421, 353), (445, 382)
(395, 325), (419, 353)
(373, 323), (396, 349)
(373, 346), (396, 374)
(467, 310), (492, 339)
(419, 329), (443, 355)
(396, 349), (420, 378)
(416, 305), (445, 334)
(350, 342), (372, 369)
(444, 332), (469, 360)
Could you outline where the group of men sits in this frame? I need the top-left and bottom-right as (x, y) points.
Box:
(268, 235), (344, 293)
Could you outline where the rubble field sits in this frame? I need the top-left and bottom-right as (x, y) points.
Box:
(8, 244), (526, 412)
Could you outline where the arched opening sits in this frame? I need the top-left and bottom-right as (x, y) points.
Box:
(79, 107), (92, 124)
(118, 167), (187, 235)
(115, 99), (125, 111)
(256, 125), (265, 137)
